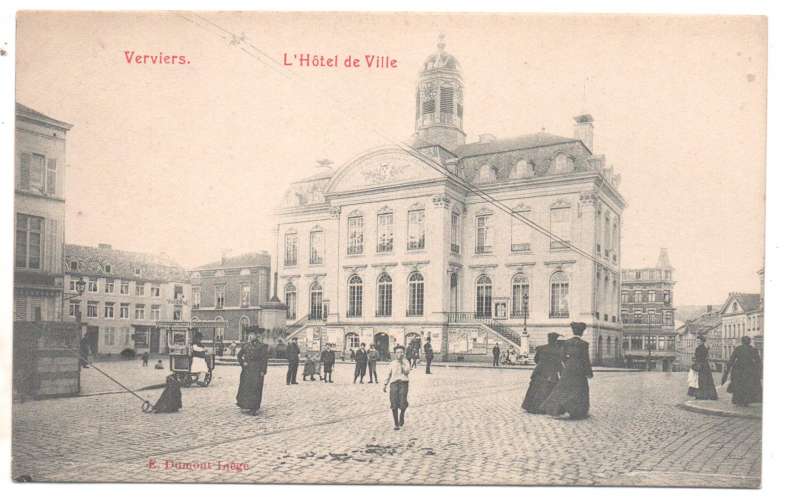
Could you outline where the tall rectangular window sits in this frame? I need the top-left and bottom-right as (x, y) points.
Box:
(120, 281), (129, 295)
(549, 206), (571, 249)
(30, 153), (45, 191)
(104, 302), (114, 319)
(104, 280), (115, 294)
(135, 284), (145, 296)
(511, 211), (532, 253)
(407, 273), (424, 317)
(15, 214), (43, 269)
(215, 285), (225, 309)
(284, 233), (298, 266)
(241, 284), (251, 308)
(348, 216), (364, 255)
(512, 278), (530, 317)
(192, 287), (201, 308)
(119, 303), (129, 319)
(377, 213), (394, 253)
(134, 304), (145, 320)
(87, 302), (98, 318)
(377, 275), (393, 317)
(46, 158), (57, 195)
(549, 273), (570, 318)
(407, 209), (425, 250)
(450, 212), (460, 254)
(475, 215), (491, 254)
(151, 305), (161, 321)
(309, 230), (324, 264)
(69, 301), (81, 318)
(150, 286), (160, 297)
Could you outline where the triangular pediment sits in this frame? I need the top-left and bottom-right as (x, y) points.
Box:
(326, 146), (443, 194)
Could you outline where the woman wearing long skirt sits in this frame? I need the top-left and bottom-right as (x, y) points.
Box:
(721, 336), (762, 406)
(236, 335), (269, 415)
(153, 374), (182, 413)
(688, 336), (718, 400)
(522, 332), (562, 413)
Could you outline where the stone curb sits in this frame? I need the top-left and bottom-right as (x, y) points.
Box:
(677, 401), (761, 420)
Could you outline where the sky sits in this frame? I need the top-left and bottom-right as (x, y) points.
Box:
(15, 12), (767, 306)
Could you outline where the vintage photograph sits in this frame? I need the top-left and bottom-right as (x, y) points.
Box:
(10, 11), (766, 487)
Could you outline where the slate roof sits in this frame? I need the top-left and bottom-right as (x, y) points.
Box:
(193, 252), (271, 271)
(16, 102), (73, 129)
(680, 310), (722, 337)
(64, 244), (187, 282)
(453, 132), (582, 159)
(723, 293), (761, 314)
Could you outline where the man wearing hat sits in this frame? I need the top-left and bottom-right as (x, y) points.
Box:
(541, 322), (593, 419)
(522, 332), (563, 413)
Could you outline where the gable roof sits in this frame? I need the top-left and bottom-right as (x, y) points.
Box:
(64, 244), (187, 282)
(679, 310), (722, 336)
(720, 292), (761, 315)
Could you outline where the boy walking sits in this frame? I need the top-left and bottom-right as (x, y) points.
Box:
(383, 345), (411, 430)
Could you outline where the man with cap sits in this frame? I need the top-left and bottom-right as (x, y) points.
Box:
(522, 332), (563, 413)
(286, 338), (300, 385)
(492, 343), (501, 367)
(424, 338), (434, 374)
(541, 322), (593, 419)
(354, 343), (368, 384)
(320, 344), (336, 383)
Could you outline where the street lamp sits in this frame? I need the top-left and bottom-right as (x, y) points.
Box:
(63, 277), (87, 322)
(522, 292), (529, 336)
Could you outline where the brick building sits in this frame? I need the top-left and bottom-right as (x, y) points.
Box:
(189, 252), (286, 342)
(620, 249), (677, 370)
(64, 243), (191, 355)
(14, 103), (72, 322)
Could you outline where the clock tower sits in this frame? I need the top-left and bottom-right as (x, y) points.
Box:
(414, 35), (466, 151)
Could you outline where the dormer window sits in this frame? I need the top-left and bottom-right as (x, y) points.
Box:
(69, 261), (78, 272)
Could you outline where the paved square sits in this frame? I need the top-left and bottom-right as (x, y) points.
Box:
(12, 363), (761, 487)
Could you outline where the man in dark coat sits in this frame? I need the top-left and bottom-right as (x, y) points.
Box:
(424, 339), (434, 374)
(367, 345), (380, 383)
(354, 343), (368, 384)
(721, 336), (762, 406)
(542, 322), (593, 419)
(522, 332), (562, 413)
(492, 343), (501, 367)
(320, 344), (336, 383)
(236, 335), (269, 415)
(286, 339), (300, 385)
(79, 333), (91, 368)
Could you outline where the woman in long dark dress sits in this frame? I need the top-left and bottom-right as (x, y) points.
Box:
(522, 332), (562, 413)
(688, 336), (718, 400)
(153, 374), (182, 413)
(236, 335), (269, 415)
(721, 336), (762, 406)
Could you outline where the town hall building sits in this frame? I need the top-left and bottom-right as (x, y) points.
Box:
(276, 38), (625, 364)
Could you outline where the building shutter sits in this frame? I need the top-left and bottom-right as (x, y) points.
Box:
(20, 153), (31, 190)
(15, 296), (27, 321)
(46, 158), (57, 195)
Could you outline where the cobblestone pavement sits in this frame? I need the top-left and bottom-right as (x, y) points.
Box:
(80, 358), (172, 395)
(12, 364), (761, 487)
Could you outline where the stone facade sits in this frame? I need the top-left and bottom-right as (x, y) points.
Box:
(715, 292), (761, 371)
(64, 243), (191, 355)
(14, 103), (72, 322)
(620, 249), (677, 370)
(276, 40), (625, 364)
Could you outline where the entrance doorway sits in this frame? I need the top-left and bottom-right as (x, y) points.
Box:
(149, 328), (160, 354)
(374, 332), (391, 361)
(85, 326), (99, 355)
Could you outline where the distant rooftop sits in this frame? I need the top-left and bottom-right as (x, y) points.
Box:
(65, 243), (187, 282)
(193, 251), (271, 271)
(16, 102), (73, 130)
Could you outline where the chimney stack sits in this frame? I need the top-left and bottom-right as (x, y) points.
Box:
(573, 114), (594, 153)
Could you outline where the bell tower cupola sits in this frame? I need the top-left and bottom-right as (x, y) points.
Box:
(415, 34), (466, 151)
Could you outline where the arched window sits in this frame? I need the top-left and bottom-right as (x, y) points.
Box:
(476, 275), (493, 318)
(309, 282), (323, 320)
(477, 164), (497, 184)
(407, 272), (424, 316)
(551, 153), (575, 174)
(345, 332), (360, 350)
(377, 273), (393, 317)
(214, 316), (225, 340)
(511, 274), (529, 318)
(347, 275), (363, 318)
(549, 271), (570, 318)
(284, 283), (297, 320)
(509, 159), (535, 179)
(239, 316), (250, 341)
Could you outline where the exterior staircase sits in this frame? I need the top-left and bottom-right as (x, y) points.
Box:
(446, 312), (523, 353)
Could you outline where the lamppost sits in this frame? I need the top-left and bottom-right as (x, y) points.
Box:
(62, 277), (87, 322)
(522, 292), (529, 336)
(646, 311), (654, 371)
